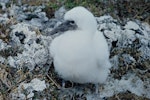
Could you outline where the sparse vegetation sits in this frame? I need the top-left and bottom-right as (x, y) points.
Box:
(9, 0), (149, 23)
(43, 0), (150, 24)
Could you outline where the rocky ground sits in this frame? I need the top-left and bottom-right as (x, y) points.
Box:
(0, 0), (150, 100)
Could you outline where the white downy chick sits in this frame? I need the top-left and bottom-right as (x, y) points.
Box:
(50, 6), (111, 84)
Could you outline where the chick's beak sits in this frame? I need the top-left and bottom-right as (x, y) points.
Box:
(50, 20), (77, 35)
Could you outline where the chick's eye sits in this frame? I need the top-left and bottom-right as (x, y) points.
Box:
(70, 20), (75, 24)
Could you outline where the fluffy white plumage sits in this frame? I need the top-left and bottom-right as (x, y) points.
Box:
(50, 6), (111, 84)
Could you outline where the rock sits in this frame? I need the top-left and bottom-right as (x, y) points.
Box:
(124, 21), (140, 30)
(0, 4), (149, 99)
(10, 93), (26, 100)
(54, 6), (66, 20)
(22, 78), (46, 91)
(0, 0), (9, 10)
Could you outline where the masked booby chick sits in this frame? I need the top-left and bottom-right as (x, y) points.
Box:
(50, 6), (111, 85)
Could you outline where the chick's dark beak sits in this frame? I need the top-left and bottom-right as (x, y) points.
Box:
(50, 20), (77, 35)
